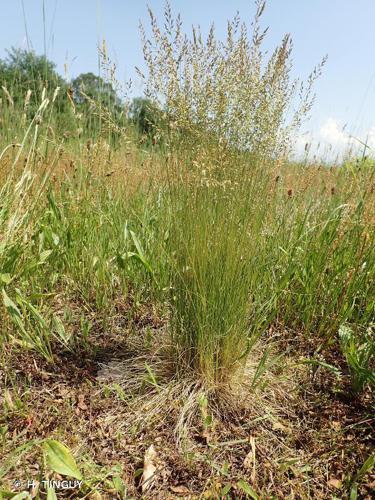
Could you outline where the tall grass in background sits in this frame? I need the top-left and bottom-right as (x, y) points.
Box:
(0, 93), (61, 360)
(0, 69), (136, 360)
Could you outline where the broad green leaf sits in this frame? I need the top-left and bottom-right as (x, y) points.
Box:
(0, 274), (12, 284)
(204, 415), (213, 427)
(2, 289), (21, 317)
(130, 230), (145, 260)
(237, 480), (258, 499)
(127, 252), (153, 275)
(350, 482), (358, 500)
(354, 452), (375, 481)
(134, 468), (143, 478)
(51, 233), (60, 246)
(52, 316), (69, 345)
(46, 487), (57, 500)
(39, 249), (53, 264)
(301, 358), (342, 377)
(128, 230), (154, 275)
(112, 476), (126, 495)
(10, 493), (31, 500)
(43, 439), (82, 480)
(221, 483), (232, 496)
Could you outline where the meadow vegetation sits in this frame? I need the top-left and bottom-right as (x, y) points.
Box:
(0, 1), (374, 498)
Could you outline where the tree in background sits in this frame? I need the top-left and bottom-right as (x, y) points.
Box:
(0, 49), (130, 141)
(0, 48), (165, 144)
(129, 97), (164, 144)
(71, 72), (120, 107)
(0, 48), (67, 108)
(71, 72), (127, 142)
(0, 48), (74, 137)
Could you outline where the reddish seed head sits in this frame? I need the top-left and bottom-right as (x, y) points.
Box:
(287, 188), (293, 197)
(331, 186), (335, 195)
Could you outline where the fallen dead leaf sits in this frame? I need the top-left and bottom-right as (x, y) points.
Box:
(331, 421), (341, 431)
(272, 420), (288, 432)
(141, 444), (157, 493)
(243, 436), (256, 483)
(77, 394), (88, 410)
(4, 389), (14, 410)
(328, 478), (342, 489)
(170, 485), (191, 495)
(243, 450), (253, 470)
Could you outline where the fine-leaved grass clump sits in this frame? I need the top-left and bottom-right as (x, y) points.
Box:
(165, 164), (268, 385)
(139, 1), (326, 389)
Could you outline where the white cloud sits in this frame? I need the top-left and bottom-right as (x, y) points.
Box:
(319, 118), (350, 147)
(294, 131), (313, 156)
(367, 126), (375, 149)
(293, 118), (375, 161)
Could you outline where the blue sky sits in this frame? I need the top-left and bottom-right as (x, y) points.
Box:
(1, 0), (375, 156)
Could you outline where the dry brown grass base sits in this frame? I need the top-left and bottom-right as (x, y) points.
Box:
(96, 332), (299, 448)
(1, 299), (374, 499)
